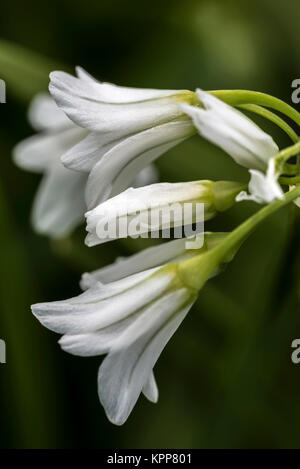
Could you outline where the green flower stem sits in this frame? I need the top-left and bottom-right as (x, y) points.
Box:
(282, 163), (300, 175)
(179, 185), (300, 290)
(274, 139), (300, 163)
(237, 103), (299, 143)
(279, 176), (300, 185)
(274, 142), (300, 181)
(209, 90), (300, 128)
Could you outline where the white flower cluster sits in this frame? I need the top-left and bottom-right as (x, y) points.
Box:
(15, 68), (285, 424)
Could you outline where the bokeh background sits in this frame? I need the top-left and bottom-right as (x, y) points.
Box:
(0, 0), (300, 449)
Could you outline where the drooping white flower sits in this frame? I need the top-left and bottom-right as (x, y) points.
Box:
(13, 93), (160, 237)
(85, 180), (245, 246)
(13, 93), (88, 238)
(32, 232), (235, 425)
(49, 67), (197, 207)
(32, 266), (195, 425)
(181, 89), (283, 203)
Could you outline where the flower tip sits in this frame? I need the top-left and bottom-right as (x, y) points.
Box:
(195, 88), (205, 99)
(49, 70), (61, 82)
(98, 382), (128, 426)
(195, 89), (217, 109)
(31, 302), (46, 321)
(60, 152), (70, 167)
(145, 387), (159, 404)
(58, 335), (84, 357)
(75, 65), (83, 75)
(79, 272), (92, 290)
(84, 233), (98, 247)
(75, 66), (93, 81)
(235, 191), (248, 202)
(107, 415), (126, 426)
(11, 142), (24, 168)
(30, 303), (38, 315)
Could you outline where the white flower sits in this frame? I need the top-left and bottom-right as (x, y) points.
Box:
(49, 67), (197, 208)
(181, 90), (283, 203)
(181, 89), (279, 170)
(85, 180), (244, 246)
(13, 93), (88, 238)
(13, 93), (160, 237)
(32, 263), (196, 425)
(31, 232), (234, 425)
(236, 159), (284, 203)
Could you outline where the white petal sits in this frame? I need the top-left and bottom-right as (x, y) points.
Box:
(98, 289), (194, 425)
(58, 68), (187, 102)
(80, 238), (191, 289)
(236, 167), (284, 204)
(81, 231), (228, 289)
(61, 129), (158, 178)
(61, 132), (123, 172)
(49, 70), (191, 137)
(142, 371), (159, 403)
(85, 119), (195, 209)
(31, 162), (87, 238)
(181, 90), (278, 171)
(58, 310), (140, 356)
(13, 127), (87, 173)
(196, 91), (279, 159)
(88, 180), (208, 220)
(32, 269), (173, 334)
(28, 93), (72, 131)
(35, 269), (160, 323)
(75, 66), (98, 82)
(59, 326), (158, 401)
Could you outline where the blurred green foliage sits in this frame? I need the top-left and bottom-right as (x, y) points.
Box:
(0, 0), (300, 449)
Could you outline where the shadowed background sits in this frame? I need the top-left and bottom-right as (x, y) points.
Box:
(0, 0), (300, 449)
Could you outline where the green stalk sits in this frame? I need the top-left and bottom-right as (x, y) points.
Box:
(282, 163), (300, 175)
(209, 90), (300, 128)
(274, 140), (300, 163)
(279, 176), (300, 185)
(274, 141), (300, 182)
(179, 185), (300, 290)
(237, 103), (299, 143)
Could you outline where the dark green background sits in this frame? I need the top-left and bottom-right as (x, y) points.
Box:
(0, 0), (300, 449)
